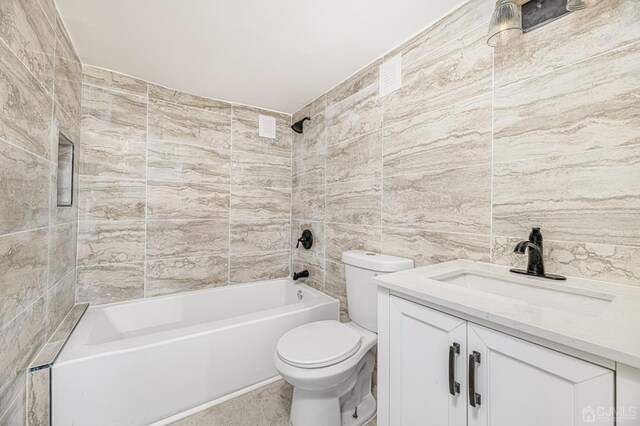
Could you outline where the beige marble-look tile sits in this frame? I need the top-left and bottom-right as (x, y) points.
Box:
(384, 94), (492, 177)
(0, 297), (46, 414)
(148, 140), (230, 183)
(170, 391), (267, 426)
(148, 83), (232, 116)
(0, 41), (52, 159)
(54, 37), (82, 122)
(326, 84), (382, 146)
(147, 219), (229, 260)
(52, 102), (81, 161)
(48, 222), (76, 286)
(383, 227), (490, 268)
(385, 0), (492, 65)
(383, 26), (492, 127)
(0, 0), (54, 92)
(45, 270), (74, 338)
(292, 110), (326, 160)
(292, 252), (324, 292)
(325, 260), (349, 322)
(252, 380), (293, 426)
(149, 99), (232, 150)
(232, 109), (292, 158)
(327, 131), (382, 184)
(291, 220), (325, 259)
(492, 236), (640, 287)
(27, 367), (49, 426)
(0, 228), (48, 330)
(77, 221), (145, 266)
(494, 0), (640, 88)
(494, 41), (640, 163)
(292, 185), (325, 222)
(292, 94), (326, 123)
(292, 148), (325, 188)
(492, 145), (640, 247)
(146, 255), (228, 297)
(36, 0), (57, 29)
(384, 165), (491, 234)
(76, 263), (145, 304)
(49, 164), (79, 228)
(229, 250), (290, 284)
(1, 385), (26, 426)
(147, 181), (229, 221)
(78, 177), (146, 221)
(230, 186), (291, 221)
(46, 303), (88, 350)
(0, 142), (50, 234)
(231, 152), (291, 188)
(325, 223), (381, 264)
(230, 220), (290, 254)
(81, 84), (147, 139)
(83, 65), (147, 96)
(80, 130), (147, 179)
(55, 13), (79, 65)
(326, 61), (380, 106)
(326, 179), (381, 226)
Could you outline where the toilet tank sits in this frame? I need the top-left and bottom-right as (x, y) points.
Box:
(341, 251), (413, 332)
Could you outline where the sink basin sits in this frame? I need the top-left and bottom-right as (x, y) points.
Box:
(431, 269), (615, 316)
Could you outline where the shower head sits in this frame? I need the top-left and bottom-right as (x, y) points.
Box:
(291, 117), (311, 134)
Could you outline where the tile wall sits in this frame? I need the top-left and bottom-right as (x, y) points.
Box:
(291, 0), (640, 321)
(0, 0), (81, 421)
(76, 67), (292, 304)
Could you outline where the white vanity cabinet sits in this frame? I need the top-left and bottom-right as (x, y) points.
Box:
(385, 296), (614, 426)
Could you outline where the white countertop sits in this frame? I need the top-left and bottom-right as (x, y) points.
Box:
(374, 260), (640, 369)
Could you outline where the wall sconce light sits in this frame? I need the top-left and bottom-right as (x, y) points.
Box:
(487, 0), (523, 48)
(487, 0), (600, 47)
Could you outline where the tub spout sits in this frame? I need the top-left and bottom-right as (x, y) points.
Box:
(293, 270), (309, 281)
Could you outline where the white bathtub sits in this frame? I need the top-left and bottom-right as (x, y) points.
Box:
(52, 279), (338, 425)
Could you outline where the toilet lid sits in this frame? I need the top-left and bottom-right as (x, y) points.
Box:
(277, 321), (362, 368)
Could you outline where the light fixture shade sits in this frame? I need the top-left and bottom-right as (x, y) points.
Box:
(566, 0), (588, 10)
(487, 0), (523, 48)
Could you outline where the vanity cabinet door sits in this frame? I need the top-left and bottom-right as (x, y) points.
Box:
(389, 296), (467, 426)
(467, 324), (614, 426)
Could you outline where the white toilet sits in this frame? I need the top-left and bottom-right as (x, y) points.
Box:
(274, 250), (413, 426)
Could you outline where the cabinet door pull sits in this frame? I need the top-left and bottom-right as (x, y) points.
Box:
(468, 351), (481, 407)
(448, 343), (460, 396)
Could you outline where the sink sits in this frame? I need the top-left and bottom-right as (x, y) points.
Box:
(431, 269), (615, 316)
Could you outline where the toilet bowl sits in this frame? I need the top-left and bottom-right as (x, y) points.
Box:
(274, 251), (413, 426)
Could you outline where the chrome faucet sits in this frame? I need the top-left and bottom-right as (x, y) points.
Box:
(510, 228), (566, 280)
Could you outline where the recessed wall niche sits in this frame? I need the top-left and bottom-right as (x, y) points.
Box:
(57, 132), (75, 207)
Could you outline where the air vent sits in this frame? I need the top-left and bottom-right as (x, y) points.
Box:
(258, 114), (276, 139)
(379, 54), (402, 98)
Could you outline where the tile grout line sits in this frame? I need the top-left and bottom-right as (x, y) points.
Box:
(74, 66), (83, 305)
(144, 82), (150, 298)
(290, 115), (294, 280)
(228, 106), (234, 286)
(323, 96), (328, 291)
(490, 40), (495, 265)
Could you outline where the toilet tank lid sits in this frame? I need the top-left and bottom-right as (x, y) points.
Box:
(341, 250), (413, 272)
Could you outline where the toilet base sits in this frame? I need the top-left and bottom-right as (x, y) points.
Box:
(288, 350), (376, 426)
(341, 393), (376, 426)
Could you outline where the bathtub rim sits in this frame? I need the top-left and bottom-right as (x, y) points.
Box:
(56, 280), (337, 365)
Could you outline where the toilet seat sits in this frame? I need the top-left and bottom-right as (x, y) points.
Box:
(277, 320), (362, 369)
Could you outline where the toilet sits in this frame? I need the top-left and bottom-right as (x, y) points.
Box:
(274, 250), (414, 426)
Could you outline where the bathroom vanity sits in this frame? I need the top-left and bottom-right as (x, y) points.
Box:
(375, 260), (640, 426)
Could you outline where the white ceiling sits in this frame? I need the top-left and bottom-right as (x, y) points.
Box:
(56, 0), (468, 114)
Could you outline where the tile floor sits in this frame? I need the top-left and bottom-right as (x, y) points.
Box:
(172, 379), (377, 426)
